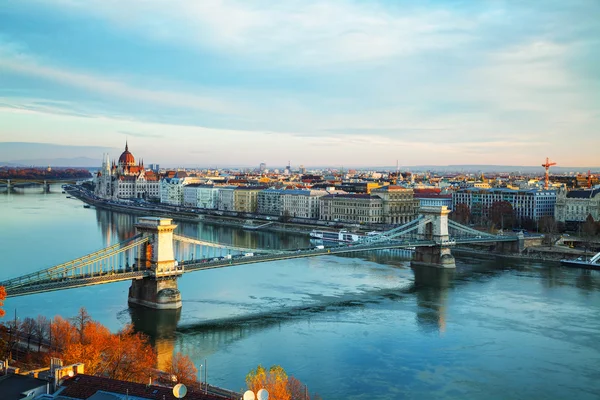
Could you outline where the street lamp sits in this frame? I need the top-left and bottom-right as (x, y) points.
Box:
(243, 389), (269, 400)
(199, 364), (203, 390)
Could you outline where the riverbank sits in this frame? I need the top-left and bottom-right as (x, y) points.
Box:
(64, 185), (323, 236)
(454, 245), (588, 263)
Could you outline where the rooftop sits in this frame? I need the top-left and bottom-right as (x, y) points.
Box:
(60, 374), (229, 400)
(0, 373), (48, 400)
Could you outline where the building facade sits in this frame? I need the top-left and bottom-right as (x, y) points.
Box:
(319, 194), (384, 224)
(453, 188), (557, 222)
(233, 187), (264, 213)
(555, 187), (600, 223)
(280, 189), (327, 219)
(94, 143), (160, 200)
(218, 186), (236, 211)
(257, 188), (284, 216)
(160, 177), (188, 206)
(371, 186), (420, 224)
(183, 184), (220, 209)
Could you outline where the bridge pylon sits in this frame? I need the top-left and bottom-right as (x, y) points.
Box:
(411, 206), (456, 269)
(128, 217), (183, 310)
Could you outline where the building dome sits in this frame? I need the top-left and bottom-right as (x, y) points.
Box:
(118, 142), (136, 166)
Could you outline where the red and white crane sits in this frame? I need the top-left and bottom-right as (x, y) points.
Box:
(541, 157), (556, 190)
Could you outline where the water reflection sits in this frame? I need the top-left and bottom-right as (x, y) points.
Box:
(129, 305), (181, 370)
(412, 267), (455, 334)
(94, 208), (309, 251)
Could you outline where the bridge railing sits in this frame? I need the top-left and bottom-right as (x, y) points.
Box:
(0, 234), (148, 290)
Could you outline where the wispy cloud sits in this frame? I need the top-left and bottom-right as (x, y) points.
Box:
(0, 0), (598, 166)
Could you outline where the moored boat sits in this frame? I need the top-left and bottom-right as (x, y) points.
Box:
(310, 229), (361, 243)
(560, 251), (600, 270)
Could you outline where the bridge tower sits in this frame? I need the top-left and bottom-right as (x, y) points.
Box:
(128, 217), (183, 310)
(411, 206), (456, 269)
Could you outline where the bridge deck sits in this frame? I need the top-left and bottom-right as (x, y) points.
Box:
(4, 235), (517, 298)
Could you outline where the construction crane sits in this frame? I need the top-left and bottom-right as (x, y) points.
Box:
(541, 157), (556, 190)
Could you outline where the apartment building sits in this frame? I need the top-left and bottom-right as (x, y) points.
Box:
(280, 189), (328, 219)
(319, 194), (384, 224)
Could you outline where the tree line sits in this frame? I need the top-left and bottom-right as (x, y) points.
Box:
(0, 306), (197, 386)
(452, 201), (600, 235)
(0, 291), (318, 398)
(0, 167), (92, 180)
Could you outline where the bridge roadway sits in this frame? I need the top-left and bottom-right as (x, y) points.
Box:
(5, 235), (517, 298)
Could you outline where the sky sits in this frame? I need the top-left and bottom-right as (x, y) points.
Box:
(0, 0), (598, 168)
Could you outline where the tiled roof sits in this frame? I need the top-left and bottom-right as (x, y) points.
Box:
(566, 188), (600, 199)
(61, 374), (229, 400)
(322, 193), (375, 199)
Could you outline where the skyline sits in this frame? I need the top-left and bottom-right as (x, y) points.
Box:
(1, 1), (599, 166)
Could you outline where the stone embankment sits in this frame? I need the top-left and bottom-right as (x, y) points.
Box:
(65, 186), (336, 236)
(455, 245), (589, 262)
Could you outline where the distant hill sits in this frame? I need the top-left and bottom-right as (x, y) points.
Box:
(0, 142), (115, 167)
(0, 157), (100, 168)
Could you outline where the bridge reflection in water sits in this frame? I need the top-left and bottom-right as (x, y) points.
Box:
(129, 305), (181, 370)
(126, 252), (458, 375)
(413, 266), (455, 334)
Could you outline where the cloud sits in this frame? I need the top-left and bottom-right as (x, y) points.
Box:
(37, 0), (481, 66)
(118, 130), (164, 139)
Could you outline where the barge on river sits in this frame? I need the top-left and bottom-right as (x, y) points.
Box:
(560, 251), (600, 270)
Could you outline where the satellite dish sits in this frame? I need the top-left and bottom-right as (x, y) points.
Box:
(173, 383), (187, 399)
(243, 390), (256, 400)
(257, 389), (269, 400)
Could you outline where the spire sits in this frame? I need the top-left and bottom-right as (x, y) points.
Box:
(125, 140), (129, 152)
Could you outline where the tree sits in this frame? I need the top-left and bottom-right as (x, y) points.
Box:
(20, 317), (37, 351)
(246, 365), (291, 400)
(35, 315), (50, 352)
(451, 203), (471, 225)
(288, 376), (310, 400)
(280, 210), (292, 223)
(538, 215), (558, 246)
(582, 214), (598, 237)
(0, 286), (5, 318)
(70, 307), (92, 344)
(101, 325), (156, 383)
(51, 315), (76, 353)
(168, 352), (198, 386)
(489, 201), (515, 230)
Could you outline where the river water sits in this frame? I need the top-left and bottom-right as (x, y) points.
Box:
(1, 188), (600, 399)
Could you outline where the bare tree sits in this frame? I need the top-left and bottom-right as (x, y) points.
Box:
(35, 315), (50, 352)
(70, 307), (92, 344)
(539, 216), (558, 246)
(20, 317), (36, 351)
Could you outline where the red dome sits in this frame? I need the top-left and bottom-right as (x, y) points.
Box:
(118, 142), (136, 166)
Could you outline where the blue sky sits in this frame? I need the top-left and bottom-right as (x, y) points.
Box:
(0, 0), (598, 167)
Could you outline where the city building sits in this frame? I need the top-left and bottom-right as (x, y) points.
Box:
(371, 186), (420, 224)
(453, 188), (557, 222)
(414, 188), (453, 210)
(183, 184), (220, 209)
(160, 176), (189, 205)
(94, 143), (160, 200)
(555, 186), (600, 223)
(319, 193), (384, 224)
(256, 188), (284, 216)
(233, 186), (265, 213)
(280, 189), (328, 219)
(218, 186), (236, 211)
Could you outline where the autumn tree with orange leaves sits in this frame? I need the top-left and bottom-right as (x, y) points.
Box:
(168, 352), (198, 386)
(50, 308), (156, 383)
(0, 286), (6, 318)
(246, 365), (321, 400)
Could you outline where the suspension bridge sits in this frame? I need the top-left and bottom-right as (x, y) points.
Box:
(1, 206), (521, 309)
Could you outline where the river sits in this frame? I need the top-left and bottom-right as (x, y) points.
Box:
(1, 187), (599, 399)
